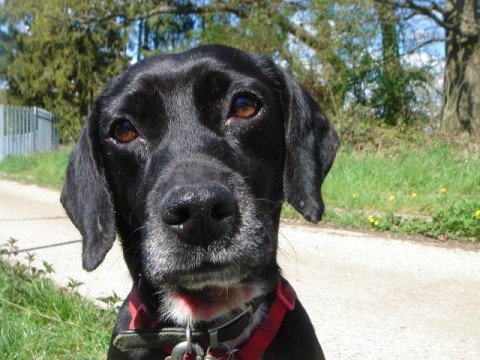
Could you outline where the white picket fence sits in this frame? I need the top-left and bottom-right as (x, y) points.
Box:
(0, 105), (59, 161)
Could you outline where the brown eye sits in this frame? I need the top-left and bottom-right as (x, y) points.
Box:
(112, 121), (138, 143)
(231, 97), (259, 119)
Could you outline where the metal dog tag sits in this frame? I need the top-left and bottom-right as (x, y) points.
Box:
(166, 340), (205, 360)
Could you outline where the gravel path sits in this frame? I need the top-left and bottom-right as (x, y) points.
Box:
(1, 179), (479, 359)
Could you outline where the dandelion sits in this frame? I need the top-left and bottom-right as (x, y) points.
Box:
(439, 187), (447, 193)
(368, 215), (380, 227)
(352, 193), (359, 199)
(411, 192), (418, 198)
(388, 195), (395, 201)
(476, 210), (480, 217)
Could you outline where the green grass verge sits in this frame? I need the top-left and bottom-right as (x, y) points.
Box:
(0, 258), (114, 359)
(322, 145), (479, 241)
(1, 142), (479, 241)
(324, 145), (479, 215)
(0, 148), (71, 188)
(287, 144), (480, 241)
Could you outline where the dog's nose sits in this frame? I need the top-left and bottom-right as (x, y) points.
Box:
(160, 182), (236, 247)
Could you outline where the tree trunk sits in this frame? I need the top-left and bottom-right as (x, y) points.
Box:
(441, 0), (480, 142)
(376, 2), (409, 125)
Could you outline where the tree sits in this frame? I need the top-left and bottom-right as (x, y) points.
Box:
(374, 2), (411, 124)
(441, 0), (479, 141)
(0, 0), (128, 141)
(131, 1), (198, 58)
(252, 0), (429, 128)
(377, 0), (480, 142)
(1, 0), (437, 139)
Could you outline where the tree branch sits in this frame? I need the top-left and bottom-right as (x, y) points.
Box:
(375, 0), (451, 29)
(375, 0), (479, 37)
(49, 1), (250, 31)
(402, 36), (445, 55)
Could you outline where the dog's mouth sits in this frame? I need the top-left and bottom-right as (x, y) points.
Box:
(172, 284), (257, 319)
(160, 266), (266, 323)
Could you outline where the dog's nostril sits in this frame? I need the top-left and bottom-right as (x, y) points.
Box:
(211, 198), (235, 221)
(164, 206), (190, 226)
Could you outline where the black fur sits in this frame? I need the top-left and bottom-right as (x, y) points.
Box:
(61, 45), (339, 359)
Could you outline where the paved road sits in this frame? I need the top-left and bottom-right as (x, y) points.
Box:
(0, 179), (479, 359)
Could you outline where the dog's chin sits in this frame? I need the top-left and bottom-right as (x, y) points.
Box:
(157, 270), (267, 325)
(163, 284), (264, 325)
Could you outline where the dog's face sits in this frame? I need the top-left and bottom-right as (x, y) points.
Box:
(61, 45), (339, 325)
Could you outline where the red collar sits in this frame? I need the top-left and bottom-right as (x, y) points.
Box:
(235, 277), (296, 360)
(128, 286), (159, 330)
(125, 277), (296, 360)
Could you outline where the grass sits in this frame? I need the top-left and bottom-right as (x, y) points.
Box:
(0, 252), (115, 359)
(286, 144), (480, 241)
(323, 145), (479, 215)
(318, 144), (480, 241)
(0, 147), (71, 188)
(1, 141), (479, 241)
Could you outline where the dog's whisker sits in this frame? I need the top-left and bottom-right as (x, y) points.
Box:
(128, 198), (148, 225)
(130, 224), (147, 237)
(277, 229), (299, 265)
(251, 197), (279, 205)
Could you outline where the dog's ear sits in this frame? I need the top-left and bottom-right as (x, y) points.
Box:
(60, 111), (116, 271)
(283, 74), (340, 223)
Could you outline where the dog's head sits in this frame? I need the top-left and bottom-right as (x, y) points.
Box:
(61, 45), (339, 324)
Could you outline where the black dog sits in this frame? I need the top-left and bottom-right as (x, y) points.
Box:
(61, 45), (339, 360)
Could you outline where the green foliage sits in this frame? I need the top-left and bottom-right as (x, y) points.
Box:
(1, 0), (128, 141)
(0, 0), (440, 140)
(0, 254), (115, 358)
(199, 5), (287, 56)
(433, 200), (479, 238)
(324, 143), (480, 215)
(132, 3), (197, 58)
(327, 198), (480, 242)
(0, 147), (71, 187)
(280, 132), (480, 242)
(303, 0), (379, 113)
(0, 89), (6, 105)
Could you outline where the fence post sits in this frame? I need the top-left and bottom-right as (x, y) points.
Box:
(33, 106), (38, 152)
(0, 105), (4, 162)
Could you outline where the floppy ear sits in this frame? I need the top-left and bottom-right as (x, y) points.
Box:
(283, 74), (340, 223)
(60, 113), (116, 271)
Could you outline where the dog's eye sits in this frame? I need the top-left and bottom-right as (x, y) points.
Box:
(112, 121), (138, 143)
(230, 96), (259, 119)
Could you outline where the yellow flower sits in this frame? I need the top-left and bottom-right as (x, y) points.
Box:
(368, 215), (381, 227)
(352, 193), (359, 198)
(476, 210), (480, 217)
(411, 192), (418, 198)
(388, 195), (395, 201)
(439, 187), (447, 193)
